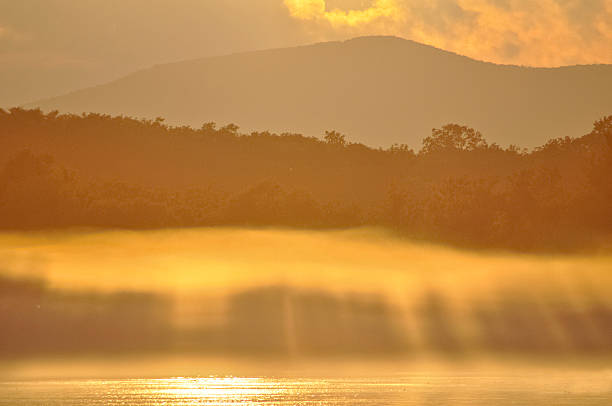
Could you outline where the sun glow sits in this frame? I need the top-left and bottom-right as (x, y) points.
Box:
(284, 0), (402, 26)
(157, 377), (281, 400)
(282, 0), (612, 66)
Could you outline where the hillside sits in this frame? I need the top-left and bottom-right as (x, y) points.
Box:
(2, 109), (611, 251)
(27, 36), (612, 148)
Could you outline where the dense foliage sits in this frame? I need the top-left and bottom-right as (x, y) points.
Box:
(1, 108), (611, 251)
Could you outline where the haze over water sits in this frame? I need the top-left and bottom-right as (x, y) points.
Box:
(3, 1), (612, 403)
(2, 228), (612, 403)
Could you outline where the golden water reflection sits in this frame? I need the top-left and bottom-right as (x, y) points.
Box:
(156, 377), (285, 400)
(3, 373), (612, 405)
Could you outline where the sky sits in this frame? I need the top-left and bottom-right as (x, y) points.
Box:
(1, 0), (611, 107)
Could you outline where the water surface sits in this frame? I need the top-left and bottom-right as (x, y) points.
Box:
(2, 374), (611, 405)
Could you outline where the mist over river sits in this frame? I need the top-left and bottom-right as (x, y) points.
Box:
(1, 228), (612, 403)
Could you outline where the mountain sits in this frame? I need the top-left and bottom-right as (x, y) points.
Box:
(28, 36), (612, 148)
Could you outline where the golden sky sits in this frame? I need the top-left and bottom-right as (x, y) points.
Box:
(284, 0), (612, 66)
(1, 0), (611, 106)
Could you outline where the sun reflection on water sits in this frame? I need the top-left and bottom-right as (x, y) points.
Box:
(2, 373), (612, 405)
(154, 377), (288, 400)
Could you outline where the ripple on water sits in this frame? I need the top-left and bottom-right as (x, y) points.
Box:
(1, 375), (611, 405)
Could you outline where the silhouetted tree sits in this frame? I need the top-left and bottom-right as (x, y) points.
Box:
(324, 130), (347, 146)
(593, 115), (612, 147)
(421, 124), (488, 154)
(2, 109), (612, 251)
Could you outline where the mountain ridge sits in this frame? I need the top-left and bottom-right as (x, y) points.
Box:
(28, 36), (612, 148)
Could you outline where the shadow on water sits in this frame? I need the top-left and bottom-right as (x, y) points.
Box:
(222, 286), (408, 355)
(472, 287), (612, 354)
(2, 273), (612, 359)
(418, 290), (463, 354)
(0, 274), (173, 358)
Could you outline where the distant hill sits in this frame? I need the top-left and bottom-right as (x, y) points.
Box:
(28, 36), (612, 148)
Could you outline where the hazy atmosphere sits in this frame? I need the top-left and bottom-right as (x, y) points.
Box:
(1, 1), (611, 404)
(2, 0), (612, 106)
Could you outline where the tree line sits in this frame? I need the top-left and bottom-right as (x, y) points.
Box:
(1, 108), (611, 251)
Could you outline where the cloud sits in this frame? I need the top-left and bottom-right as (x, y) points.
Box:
(284, 0), (403, 27)
(283, 0), (612, 66)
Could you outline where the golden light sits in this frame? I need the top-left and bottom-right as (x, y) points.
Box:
(157, 377), (281, 400)
(284, 0), (402, 27)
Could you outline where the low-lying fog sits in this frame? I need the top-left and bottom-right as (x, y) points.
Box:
(1, 228), (612, 378)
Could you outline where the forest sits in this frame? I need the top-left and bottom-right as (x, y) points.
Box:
(1, 108), (611, 251)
